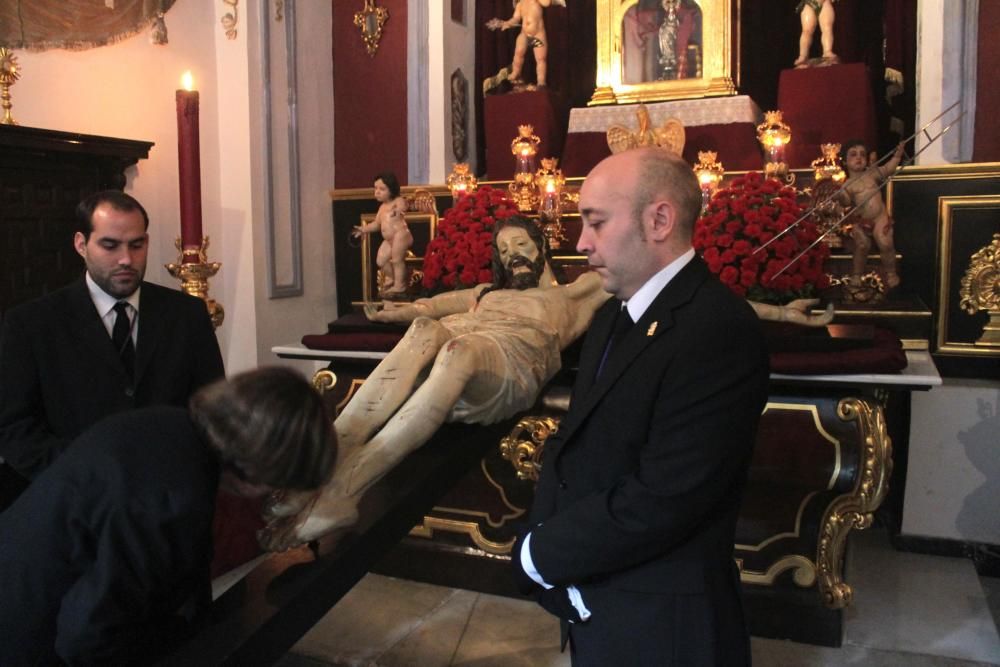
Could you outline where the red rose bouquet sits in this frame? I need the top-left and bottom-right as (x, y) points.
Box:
(422, 186), (519, 292)
(693, 172), (830, 303)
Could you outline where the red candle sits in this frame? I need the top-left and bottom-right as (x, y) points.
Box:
(176, 71), (203, 261)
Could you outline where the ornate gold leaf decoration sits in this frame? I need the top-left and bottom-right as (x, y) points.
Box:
(816, 398), (892, 609)
(354, 0), (389, 57)
(959, 233), (1000, 347)
(0, 47), (20, 126)
(221, 0), (239, 40)
(606, 103), (685, 156)
(499, 416), (561, 482)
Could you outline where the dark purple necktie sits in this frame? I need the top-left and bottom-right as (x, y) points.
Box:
(596, 305), (633, 380)
(112, 301), (135, 381)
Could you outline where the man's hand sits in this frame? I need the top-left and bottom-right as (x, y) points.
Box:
(536, 587), (585, 623)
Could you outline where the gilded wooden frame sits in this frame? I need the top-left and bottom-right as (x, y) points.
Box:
(934, 195), (1000, 357)
(591, 0), (740, 106)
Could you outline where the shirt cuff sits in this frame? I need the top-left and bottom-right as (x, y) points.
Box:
(520, 533), (553, 589)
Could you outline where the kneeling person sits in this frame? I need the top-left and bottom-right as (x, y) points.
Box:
(0, 366), (336, 666)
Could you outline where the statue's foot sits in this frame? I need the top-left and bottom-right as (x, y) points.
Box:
(793, 56), (808, 68)
(884, 270), (900, 289)
(263, 488), (314, 519)
(258, 492), (361, 552)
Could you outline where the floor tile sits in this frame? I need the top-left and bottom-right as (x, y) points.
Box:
(450, 593), (568, 667)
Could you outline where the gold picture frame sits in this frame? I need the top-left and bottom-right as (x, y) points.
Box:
(934, 195), (1000, 357)
(591, 0), (740, 106)
(358, 212), (437, 304)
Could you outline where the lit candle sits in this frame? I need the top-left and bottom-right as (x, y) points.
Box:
(176, 70), (203, 260)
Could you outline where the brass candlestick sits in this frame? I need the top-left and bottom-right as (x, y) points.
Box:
(0, 48), (20, 126)
(166, 236), (225, 329)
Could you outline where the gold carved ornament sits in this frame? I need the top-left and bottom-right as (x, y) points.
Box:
(0, 47), (20, 126)
(815, 397), (893, 609)
(606, 103), (685, 156)
(499, 416), (561, 482)
(354, 0), (390, 58)
(959, 234), (1000, 347)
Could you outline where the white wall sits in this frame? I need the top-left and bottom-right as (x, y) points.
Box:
(903, 378), (1000, 545)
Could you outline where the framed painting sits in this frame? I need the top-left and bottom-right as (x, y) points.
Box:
(591, 0), (740, 106)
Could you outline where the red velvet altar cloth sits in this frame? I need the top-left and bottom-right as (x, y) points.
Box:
(777, 63), (877, 169)
(483, 90), (569, 179)
(302, 314), (907, 375)
(559, 96), (764, 177)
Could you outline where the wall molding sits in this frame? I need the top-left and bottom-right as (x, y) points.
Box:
(258, 0), (303, 298)
(407, 0), (429, 184)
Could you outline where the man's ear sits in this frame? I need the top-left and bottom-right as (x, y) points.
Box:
(73, 232), (87, 259)
(648, 199), (676, 242)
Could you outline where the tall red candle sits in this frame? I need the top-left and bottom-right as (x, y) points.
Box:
(176, 71), (203, 260)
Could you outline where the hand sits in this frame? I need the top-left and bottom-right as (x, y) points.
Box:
(536, 587), (585, 623)
(485, 17), (504, 31)
(783, 298), (835, 326)
(352, 225), (363, 238)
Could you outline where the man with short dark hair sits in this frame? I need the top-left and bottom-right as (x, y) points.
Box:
(0, 190), (224, 506)
(515, 147), (770, 665)
(0, 367), (336, 666)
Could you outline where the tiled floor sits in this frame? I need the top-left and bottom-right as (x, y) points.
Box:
(278, 527), (1000, 667)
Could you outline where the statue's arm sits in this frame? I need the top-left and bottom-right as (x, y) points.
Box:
(367, 286), (481, 324)
(749, 298), (834, 327)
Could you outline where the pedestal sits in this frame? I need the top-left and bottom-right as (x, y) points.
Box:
(777, 63), (877, 169)
(483, 90), (569, 179)
(560, 95), (763, 177)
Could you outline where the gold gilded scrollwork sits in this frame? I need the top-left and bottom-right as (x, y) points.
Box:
(499, 416), (561, 482)
(354, 0), (389, 57)
(816, 397), (893, 609)
(959, 233), (1000, 347)
(311, 369), (338, 394)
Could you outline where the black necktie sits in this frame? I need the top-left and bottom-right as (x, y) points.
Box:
(112, 301), (135, 381)
(596, 305), (633, 380)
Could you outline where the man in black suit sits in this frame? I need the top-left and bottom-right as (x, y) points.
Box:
(514, 147), (770, 665)
(0, 190), (224, 505)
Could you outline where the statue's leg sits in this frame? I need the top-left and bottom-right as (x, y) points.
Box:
(849, 227), (871, 284)
(386, 234), (412, 294)
(796, 6), (817, 66)
(819, 0), (836, 58)
(510, 33), (528, 81)
(335, 317), (452, 454)
(261, 334), (507, 549)
(261, 318), (450, 523)
(376, 240), (393, 288)
(874, 217), (899, 287)
(534, 44), (548, 87)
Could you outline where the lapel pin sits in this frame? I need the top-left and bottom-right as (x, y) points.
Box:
(647, 322), (658, 336)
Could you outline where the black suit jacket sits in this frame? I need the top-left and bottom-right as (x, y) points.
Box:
(0, 278), (224, 480)
(0, 406), (219, 666)
(528, 257), (769, 666)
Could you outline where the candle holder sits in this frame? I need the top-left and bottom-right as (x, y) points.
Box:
(811, 143), (846, 183)
(756, 110), (793, 183)
(446, 162), (478, 200)
(510, 125), (541, 212)
(0, 48), (21, 126)
(166, 237), (225, 329)
(534, 157), (567, 249)
(693, 151), (724, 211)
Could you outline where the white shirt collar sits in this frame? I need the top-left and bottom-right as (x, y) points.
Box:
(622, 248), (695, 322)
(85, 272), (140, 318)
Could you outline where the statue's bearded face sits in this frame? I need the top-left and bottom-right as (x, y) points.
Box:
(496, 225), (545, 290)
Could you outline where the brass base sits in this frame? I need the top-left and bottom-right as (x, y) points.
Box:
(166, 237), (225, 329)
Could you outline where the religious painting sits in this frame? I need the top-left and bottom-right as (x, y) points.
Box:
(591, 0), (739, 105)
(0, 0), (177, 50)
(359, 212), (437, 304)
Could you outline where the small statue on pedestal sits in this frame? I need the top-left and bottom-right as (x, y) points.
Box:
(838, 141), (905, 291)
(484, 0), (565, 92)
(794, 0), (839, 68)
(353, 172), (412, 300)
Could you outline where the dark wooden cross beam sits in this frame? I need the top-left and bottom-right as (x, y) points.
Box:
(158, 420), (511, 666)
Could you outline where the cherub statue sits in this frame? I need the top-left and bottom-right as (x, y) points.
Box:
(795, 0), (838, 67)
(837, 141), (906, 289)
(353, 172), (412, 298)
(485, 0), (566, 89)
